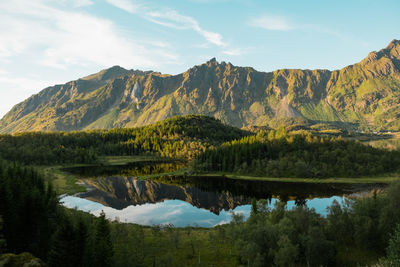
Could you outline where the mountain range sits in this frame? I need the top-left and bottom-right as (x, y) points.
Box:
(1, 39), (400, 133)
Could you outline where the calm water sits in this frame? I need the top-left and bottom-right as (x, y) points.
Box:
(60, 162), (381, 227)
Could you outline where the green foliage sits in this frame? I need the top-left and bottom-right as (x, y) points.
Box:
(304, 227), (336, 267)
(193, 131), (400, 178)
(227, 183), (400, 266)
(0, 252), (46, 267)
(0, 161), (114, 266)
(274, 235), (298, 267)
(48, 218), (78, 267)
(384, 224), (400, 266)
(93, 212), (114, 267)
(0, 115), (249, 164)
(0, 216), (5, 254)
(0, 162), (59, 259)
(3, 155), (400, 266)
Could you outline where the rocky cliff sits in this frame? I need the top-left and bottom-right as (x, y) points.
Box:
(1, 40), (400, 133)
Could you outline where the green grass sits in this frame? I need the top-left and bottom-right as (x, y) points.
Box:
(38, 155), (185, 195)
(38, 152), (400, 197)
(37, 156), (165, 195)
(193, 172), (400, 184)
(134, 168), (189, 180)
(98, 155), (170, 165)
(39, 165), (86, 195)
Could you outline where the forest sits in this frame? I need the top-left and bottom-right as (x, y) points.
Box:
(1, 159), (400, 266)
(193, 130), (400, 178)
(0, 115), (248, 165)
(1, 115), (400, 266)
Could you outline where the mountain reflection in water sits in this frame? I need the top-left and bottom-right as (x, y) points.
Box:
(61, 163), (383, 227)
(74, 175), (370, 215)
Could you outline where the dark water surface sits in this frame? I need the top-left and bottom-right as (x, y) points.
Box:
(60, 162), (382, 227)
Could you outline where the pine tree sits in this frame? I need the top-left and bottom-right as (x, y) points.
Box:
(73, 217), (89, 267)
(0, 216), (6, 253)
(93, 211), (114, 267)
(48, 218), (76, 267)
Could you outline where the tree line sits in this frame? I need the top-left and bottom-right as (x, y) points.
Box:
(0, 160), (114, 266)
(2, 157), (400, 266)
(227, 181), (400, 266)
(0, 115), (249, 165)
(193, 130), (400, 177)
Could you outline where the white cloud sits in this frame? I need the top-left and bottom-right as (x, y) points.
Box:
(249, 15), (293, 31)
(222, 48), (244, 56)
(0, 0), (181, 117)
(105, 0), (140, 13)
(0, 0), (178, 69)
(0, 68), (9, 76)
(147, 10), (226, 47)
(105, 0), (227, 47)
(71, 0), (94, 8)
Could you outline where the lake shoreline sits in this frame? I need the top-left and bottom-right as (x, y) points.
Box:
(190, 172), (400, 184)
(39, 155), (399, 197)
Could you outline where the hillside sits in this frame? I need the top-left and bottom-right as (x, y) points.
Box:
(1, 40), (400, 133)
(0, 115), (249, 164)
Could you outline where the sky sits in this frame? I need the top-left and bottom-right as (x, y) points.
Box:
(0, 0), (399, 118)
(61, 195), (343, 227)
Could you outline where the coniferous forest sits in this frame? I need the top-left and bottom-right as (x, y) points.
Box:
(1, 115), (400, 266)
(193, 131), (400, 178)
(0, 116), (248, 165)
(1, 1), (400, 265)
(2, 159), (400, 266)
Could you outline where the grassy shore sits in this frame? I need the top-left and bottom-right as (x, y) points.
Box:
(38, 155), (179, 195)
(98, 155), (171, 165)
(192, 172), (400, 184)
(38, 155), (400, 196)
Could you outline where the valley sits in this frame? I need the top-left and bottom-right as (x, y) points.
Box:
(1, 41), (400, 267)
(2, 0), (400, 265)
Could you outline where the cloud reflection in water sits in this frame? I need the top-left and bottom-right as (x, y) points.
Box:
(61, 195), (344, 227)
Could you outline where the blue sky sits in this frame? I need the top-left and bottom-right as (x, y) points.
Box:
(61, 195), (343, 227)
(0, 0), (399, 117)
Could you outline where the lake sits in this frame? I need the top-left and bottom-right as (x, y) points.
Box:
(60, 161), (382, 227)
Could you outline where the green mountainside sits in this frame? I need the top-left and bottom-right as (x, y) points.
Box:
(0, 115), (249, 164)
(1, 40), (400, 133)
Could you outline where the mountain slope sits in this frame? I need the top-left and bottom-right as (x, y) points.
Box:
(1, 40), (400, 133)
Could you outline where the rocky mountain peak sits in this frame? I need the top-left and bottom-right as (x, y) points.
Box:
(2, 39), (400, 133)
(386, 39), (400, 59)
(81, 65), (130, 82)
(386, 39), (400, 50)
(360, 40), (400, 71)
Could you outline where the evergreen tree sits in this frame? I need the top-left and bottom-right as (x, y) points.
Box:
(386, 224), (400, 267)
(73, 217), (89, 267)
(0, 216), (6, 253)
(93, 211), (114, 267)
(48, 218), (76, 267)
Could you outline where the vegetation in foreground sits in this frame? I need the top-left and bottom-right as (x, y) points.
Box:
(2, 115), (400, 266)
(2, 159), (400, 266)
